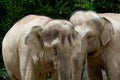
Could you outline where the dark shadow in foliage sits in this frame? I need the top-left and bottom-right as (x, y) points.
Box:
(93, 0), (120, 13)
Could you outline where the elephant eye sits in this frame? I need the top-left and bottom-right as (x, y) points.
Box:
(52, 47), (57, 56)
(87, 35), (92, 39)
(86, 33), (93, 40)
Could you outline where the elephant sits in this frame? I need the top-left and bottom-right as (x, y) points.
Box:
(70, 10), (120, 80)
(2, 15), (81, 80)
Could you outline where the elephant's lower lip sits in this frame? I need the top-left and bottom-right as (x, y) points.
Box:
(87, 51), (96, 56)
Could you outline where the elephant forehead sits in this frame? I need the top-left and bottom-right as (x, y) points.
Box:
(43, 37), (60, 47)
(70, 11), (100, 25)
(75, 25), (91, 38)
(43, 20), (72, 30)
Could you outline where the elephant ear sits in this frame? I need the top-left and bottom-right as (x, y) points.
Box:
(100, 17), (114, 46)
(25, 26), (43, 50)
(25, 25), (60, 49)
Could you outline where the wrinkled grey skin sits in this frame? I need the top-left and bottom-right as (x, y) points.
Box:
(70, 11), (120, 80)
(2, 15), (81, 80)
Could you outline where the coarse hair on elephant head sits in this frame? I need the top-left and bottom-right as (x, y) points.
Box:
(70, 10), (114, 80)
(25, 19), (80, 80)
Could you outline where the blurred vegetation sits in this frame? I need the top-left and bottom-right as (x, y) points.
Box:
(93, 0), (120, 13)
(0, 0), (120, 79)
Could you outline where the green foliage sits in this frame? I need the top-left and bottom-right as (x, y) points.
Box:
(0, 68), (9, 80)
(93, 0), (120, 13)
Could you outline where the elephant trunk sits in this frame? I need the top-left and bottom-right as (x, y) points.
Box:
(72, 39), (88, 80)
(58, 56), (71, 80)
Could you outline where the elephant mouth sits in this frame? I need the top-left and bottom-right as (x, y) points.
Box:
(87, 46), (104, 57)
(87, 50), (96, 56)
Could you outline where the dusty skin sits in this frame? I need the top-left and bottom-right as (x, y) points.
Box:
(70, 11), (120, 80)
(2, 15), (81, 80)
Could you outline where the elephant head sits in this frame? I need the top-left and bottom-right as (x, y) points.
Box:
(25, 19), (80, 80)
(70, 11), (114, 79)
